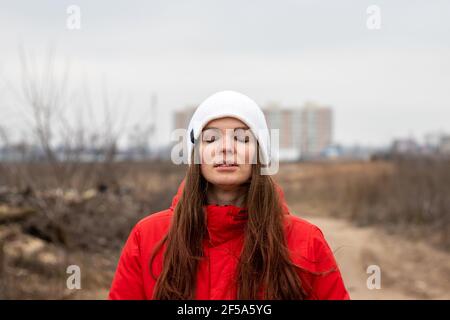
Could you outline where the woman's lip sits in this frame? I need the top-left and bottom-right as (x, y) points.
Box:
(214, 165), (239, 171)
(213, 163), (238, 167)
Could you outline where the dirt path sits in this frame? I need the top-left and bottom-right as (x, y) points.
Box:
(303, 215), (450, 299)
(80, 215), (450, 300)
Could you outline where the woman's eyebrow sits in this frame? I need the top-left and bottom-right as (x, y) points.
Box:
(202, 126), (249, 131)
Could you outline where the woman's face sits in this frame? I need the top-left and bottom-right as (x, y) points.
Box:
(199, 117), (256, 188)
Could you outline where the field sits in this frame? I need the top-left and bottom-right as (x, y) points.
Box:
(0, 159), (449, 299)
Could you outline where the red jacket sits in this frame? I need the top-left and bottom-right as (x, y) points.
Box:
(109, 180), (350, 300)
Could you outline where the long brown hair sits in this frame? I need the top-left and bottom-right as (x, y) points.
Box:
(150, 154), (309, 299)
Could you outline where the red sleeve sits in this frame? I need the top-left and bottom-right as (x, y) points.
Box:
(108, 225), (146, 300)
(307, 226), (350, 300)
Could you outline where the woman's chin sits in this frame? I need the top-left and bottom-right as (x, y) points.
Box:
(210, 175), (245, 187)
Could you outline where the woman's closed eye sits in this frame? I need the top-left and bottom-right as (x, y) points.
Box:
(201, 128), (251, 143)
(203, 135), (218, 143)
(202, 129), (221, 143)
(234, 128), (250, 143)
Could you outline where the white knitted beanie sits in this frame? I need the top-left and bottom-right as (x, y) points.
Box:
(186, 90), (271, 165)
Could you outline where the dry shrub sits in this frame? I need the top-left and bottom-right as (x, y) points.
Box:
(278, 159), (450, 251)
(0, 161), (185, 299)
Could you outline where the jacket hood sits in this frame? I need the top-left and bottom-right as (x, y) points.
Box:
(169, 179), (291, 246)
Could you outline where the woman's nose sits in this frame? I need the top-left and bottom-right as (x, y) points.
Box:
(220, 133), (235, 154)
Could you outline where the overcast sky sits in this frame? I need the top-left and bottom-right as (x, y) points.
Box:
(1, 0), (449, 148)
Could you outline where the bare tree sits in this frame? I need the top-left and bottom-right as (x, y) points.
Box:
(14, 46), (133, 190)
(19, 45), (68, 166)
(127, 93), (157, 160)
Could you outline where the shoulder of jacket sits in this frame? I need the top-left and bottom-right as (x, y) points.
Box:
(285, 214), (318, 236)
(284, 215), (336, 269)
(133, 209), (173, 234)
(284, 215), (319, 253)
(285, 215), (330, 248)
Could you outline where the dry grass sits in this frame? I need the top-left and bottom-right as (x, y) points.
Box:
(0, 161), (185, 299)
(1, 158), (448, 299)
(276, 158), (450, 251)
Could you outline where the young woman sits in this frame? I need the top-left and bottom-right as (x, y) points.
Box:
(109, 91), (350, 300)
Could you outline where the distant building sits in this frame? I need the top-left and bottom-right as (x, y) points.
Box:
(439, 135), (450, 155)
(263, 105), (302, 161)
(424, 132), (442, 150)
(174, 101), (334, 161)
(390, 138), (420, 154)
(300, 102), (333, 158)
(174, 106), (196, 131)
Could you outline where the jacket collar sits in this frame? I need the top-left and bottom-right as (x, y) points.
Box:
(169, 179), (290, 246)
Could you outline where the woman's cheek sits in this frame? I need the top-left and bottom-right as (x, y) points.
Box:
(242, 164), (252, 180)
(200, 144), (216, 165)
(200, 164), (214, 184)
(245, 143), (257, 165)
